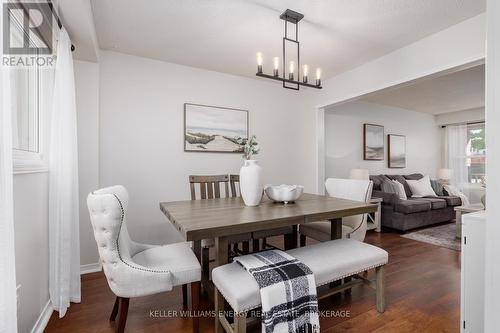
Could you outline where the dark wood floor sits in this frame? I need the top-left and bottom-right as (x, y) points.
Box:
(45, 229), (460, 333)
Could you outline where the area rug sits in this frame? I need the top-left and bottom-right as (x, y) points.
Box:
(401, 223), (461, 251)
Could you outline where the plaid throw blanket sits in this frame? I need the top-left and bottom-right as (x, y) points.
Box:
(234, 250), (320, 333)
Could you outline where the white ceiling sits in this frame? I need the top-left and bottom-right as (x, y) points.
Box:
(362, 64), (485, 114)
(90, 0), (485, 80)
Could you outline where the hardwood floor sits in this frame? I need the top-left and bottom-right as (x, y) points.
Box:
(45, 229), (460, 333)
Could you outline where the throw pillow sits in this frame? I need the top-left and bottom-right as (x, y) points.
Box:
(391, 180), (408, 200)
(406, 175), (437, 197)
(430, 179), (444, 196)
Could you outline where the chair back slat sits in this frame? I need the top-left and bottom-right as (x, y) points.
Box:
(189, 175), (230, 200)
(214, 182), (221, 198)
(190, 183), (196, 200)
(207, 182), (214, 199)
(229, 174), (240, 198)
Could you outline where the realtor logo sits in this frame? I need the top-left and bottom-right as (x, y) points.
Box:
(2, 1), (55, 67)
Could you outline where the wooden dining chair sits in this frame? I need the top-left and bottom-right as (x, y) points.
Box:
(229, 174), (296, 252)
(189, 175), (252, 280)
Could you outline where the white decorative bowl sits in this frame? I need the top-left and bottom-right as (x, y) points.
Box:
(264, 184), (304, 204)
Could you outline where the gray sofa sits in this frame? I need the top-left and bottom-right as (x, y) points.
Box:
(370, 174), (462, 232)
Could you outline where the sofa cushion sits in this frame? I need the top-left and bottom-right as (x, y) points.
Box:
(212, 239), (388, 312)
(429, 195), (462, 207)
(404, 173), (424, 180)
(386, 175), (412, 197)
(410, 198), (447, 210)
(394, 200), (431, 214)
(370, 175), (390, 191)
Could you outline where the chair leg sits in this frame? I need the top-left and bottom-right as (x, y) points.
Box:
(284, 234), (291, 250)
(190, 282), (200, 333)
(110, 296), (119, 321)
(300, 234), (306, 247)
(214, 286), (225, 333)
(116, 297), (129, 333)
(242, 241), (250, 254)
(376, 265), (385, 313)
(262, 237), (267, 249)
(252, 239), (260, 252)
(234, 311), (247, 333)
(182, 284), (188, 307)
(202, 247), (210, 280)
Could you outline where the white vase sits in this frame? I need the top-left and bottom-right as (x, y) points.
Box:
(239, 159), (263, 206)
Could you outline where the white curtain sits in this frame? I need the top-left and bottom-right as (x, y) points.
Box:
(49, 27), (81, 317)
(446, 124), (470, 197)
(0, 5), (19, 332)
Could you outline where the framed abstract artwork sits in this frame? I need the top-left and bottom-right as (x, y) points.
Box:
(363, 124), (384, 160)
(388, 134), (406, 168)
(184, 103), (248, 153)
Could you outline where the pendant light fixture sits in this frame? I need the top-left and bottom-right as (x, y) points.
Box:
(256, 9), (322, 90)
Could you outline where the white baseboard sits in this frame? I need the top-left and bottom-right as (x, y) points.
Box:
(31, 300), (53, 333)
(80, 262), (102, 275)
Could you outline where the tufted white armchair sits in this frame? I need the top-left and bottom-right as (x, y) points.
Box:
(87, 185), (201, 333)
(299, 178), (374, 243)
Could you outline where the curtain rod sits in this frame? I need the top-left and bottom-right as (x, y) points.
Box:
(440, 120), (485, 128)
(47, 1), (75, 52)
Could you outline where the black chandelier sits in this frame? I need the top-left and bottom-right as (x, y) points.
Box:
(256, 9), (322, 90)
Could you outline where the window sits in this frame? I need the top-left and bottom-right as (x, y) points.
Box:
(466, 123), (486, 184)
(9, 5), (49, 173)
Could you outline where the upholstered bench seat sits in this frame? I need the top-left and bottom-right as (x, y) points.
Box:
(212, 239), (388, 313)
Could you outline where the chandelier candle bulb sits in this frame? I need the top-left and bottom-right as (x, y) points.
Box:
(289, 61), (295, 80)
(256, 52), (263, 73)
(273, 57), (279, 77)
(303, 64), (309, 83)
(316, 68), (321, 86)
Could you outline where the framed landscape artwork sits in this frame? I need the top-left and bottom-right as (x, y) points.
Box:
(363, 124), (384, 160)
(388, 134), (406, 168)
(184, 103), (248, 153)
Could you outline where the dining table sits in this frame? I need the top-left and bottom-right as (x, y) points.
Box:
(160, 192), (378, 294)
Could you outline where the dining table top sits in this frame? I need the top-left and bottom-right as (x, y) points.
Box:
(160, 193), (378, 241)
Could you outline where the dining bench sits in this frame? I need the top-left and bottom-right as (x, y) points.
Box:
(212, 238), (389, 333)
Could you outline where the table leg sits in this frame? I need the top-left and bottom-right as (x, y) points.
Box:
(375, 202), (382, 232)
(456, 211), (462, 239)
(215, 236), (229, 266)
(330, 218), (342, 240)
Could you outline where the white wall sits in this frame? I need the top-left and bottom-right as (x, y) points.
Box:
(74, 60), (100, 267)
(434, 107), (485, 126)
(13, 173), (50, 333)
(484, 0), (500, 329)
(98, 51), (317, 244)
(324, 101), (441, 179)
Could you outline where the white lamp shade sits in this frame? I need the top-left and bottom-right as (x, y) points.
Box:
(349, 169), (370, 180)
(438, 168), (453, 180)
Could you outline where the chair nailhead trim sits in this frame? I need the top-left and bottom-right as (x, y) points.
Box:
(112, 194), (171, 274)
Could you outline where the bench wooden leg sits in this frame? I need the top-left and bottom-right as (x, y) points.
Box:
(215, 286), (225, 333)
(344, 276), (352, 295)
(376, 265), (385, 313)
(234, 311), (247, 333)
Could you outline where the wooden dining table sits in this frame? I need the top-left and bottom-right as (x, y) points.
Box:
(160, 193), (378, 291)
